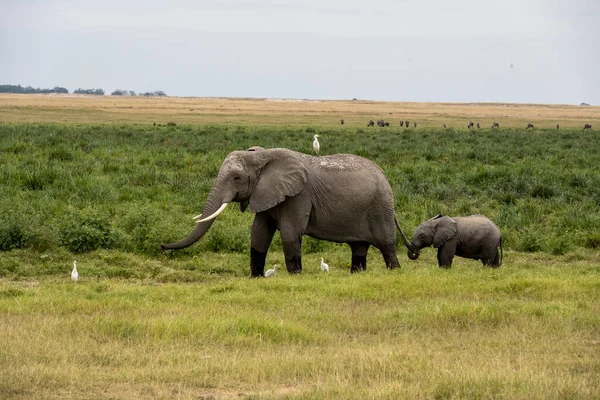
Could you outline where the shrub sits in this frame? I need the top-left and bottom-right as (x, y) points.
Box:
(517, 230), (544, 253)
(58, 208), (119, 253)
(202, 222), (249, 253)
(549, 236), (572, 256)
(303, 236), (326, 254)
(0, 218), (29, 251)
(118, 206), (170, 255)
(584, 233), (600, 249)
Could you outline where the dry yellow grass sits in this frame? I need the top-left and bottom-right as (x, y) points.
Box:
(0, 93), (598, 128)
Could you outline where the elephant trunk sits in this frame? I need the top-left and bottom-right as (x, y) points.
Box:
(407, 249), (420, 260)
(395, 216), (418, 254)
(161, 186), (227, 250)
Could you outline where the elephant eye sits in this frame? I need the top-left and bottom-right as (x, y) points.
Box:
(233, 175), (240, 181)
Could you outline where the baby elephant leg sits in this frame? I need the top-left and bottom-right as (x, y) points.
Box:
(437, 240), (457, 268)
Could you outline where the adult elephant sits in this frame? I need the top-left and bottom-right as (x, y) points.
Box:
(407, 214), (502, 268)
(161, 148), (417, 276)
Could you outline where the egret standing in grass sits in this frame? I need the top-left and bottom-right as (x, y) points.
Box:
(265, 264), (277, 277)
(71, 260), (78, 283)
(320, 258), (329, 273)
(312, 134), (320, 155)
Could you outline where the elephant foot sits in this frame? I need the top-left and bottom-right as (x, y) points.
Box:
(484, 261), (501, 268)
(351, 255), (367, 273)
(285, 255), (302, 274)
(250, 248), (267, 278)
(438, 264), (452, 269)
(383, 252), (400, 270)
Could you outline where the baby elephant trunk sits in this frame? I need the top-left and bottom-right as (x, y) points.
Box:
(407, 249), (420, 260)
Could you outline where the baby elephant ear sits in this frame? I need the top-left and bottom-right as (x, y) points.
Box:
(249, 150), (309, 213)
(433, 216), (457, 248)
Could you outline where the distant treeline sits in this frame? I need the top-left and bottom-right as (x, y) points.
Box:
(112, 89), (167, 97)
(0, 84), (167, 96)
(0, 84), (68, 94)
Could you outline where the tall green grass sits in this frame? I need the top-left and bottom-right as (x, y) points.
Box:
(1, 122), (599, 273)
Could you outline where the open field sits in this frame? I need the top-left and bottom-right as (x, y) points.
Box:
(0, 93), (599, 128)
(1, 252), (599, 399)
(0, 95), (599, 398)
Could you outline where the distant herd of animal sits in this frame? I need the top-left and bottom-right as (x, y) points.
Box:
(339, 119), (593, 130)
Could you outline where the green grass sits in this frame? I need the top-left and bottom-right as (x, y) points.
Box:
(1, 123), (600, 263)
(1, 122), (600, 398)
(0, 251), (598, 399)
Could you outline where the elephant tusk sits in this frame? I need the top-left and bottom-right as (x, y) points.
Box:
(196, 203), (229, 223)
(192, 214), (202, 220)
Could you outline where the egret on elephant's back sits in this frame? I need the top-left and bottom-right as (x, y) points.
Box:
(312, 135), (320, 155)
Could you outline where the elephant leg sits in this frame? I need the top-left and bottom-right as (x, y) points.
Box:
(380, 244), (400, 269)
(250, 213), (277, 278)
(437, 240), (457, 268)
(483, 249), (501, 268)
(349, 242), (370, 273)
(281, 235), (302, 274)
(275, 198), (310, 274)
(279, 223), (303, 274)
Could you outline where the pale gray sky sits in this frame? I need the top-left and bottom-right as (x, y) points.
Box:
(1, 0), (598, 104)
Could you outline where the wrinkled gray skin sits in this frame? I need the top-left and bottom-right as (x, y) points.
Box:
(407, 214), (502, 268)
(161, 148), (416, 276)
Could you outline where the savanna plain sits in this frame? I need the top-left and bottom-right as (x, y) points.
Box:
(0, 94), (599, 399)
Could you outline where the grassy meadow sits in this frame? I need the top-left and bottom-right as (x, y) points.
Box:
(0, 96), (599, 399)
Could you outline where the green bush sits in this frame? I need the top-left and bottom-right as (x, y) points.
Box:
(585, 232), (600, 249)
(58, 208), (119, 253)
(517, 229), (545, 253)
(0, 218), (29, 251)
(303, 236), (326, 254)
(202, 221), (250, 253)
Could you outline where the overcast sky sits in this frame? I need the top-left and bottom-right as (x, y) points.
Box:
(1, 0), (598, 104)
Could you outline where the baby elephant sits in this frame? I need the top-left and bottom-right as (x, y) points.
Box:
(407, 214), (502, 268)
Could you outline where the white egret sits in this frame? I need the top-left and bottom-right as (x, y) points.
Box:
(312, 135), (320, 155)
(265, 264), (278, 277)
(71, 260), (78, 283)
(320, 258), (329, 273)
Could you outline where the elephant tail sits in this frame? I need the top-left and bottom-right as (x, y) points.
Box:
(395, 216), (417, 254)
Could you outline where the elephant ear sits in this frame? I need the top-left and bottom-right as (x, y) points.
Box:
(249, 150), (309, 213)
(433, 216), (458, 248)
